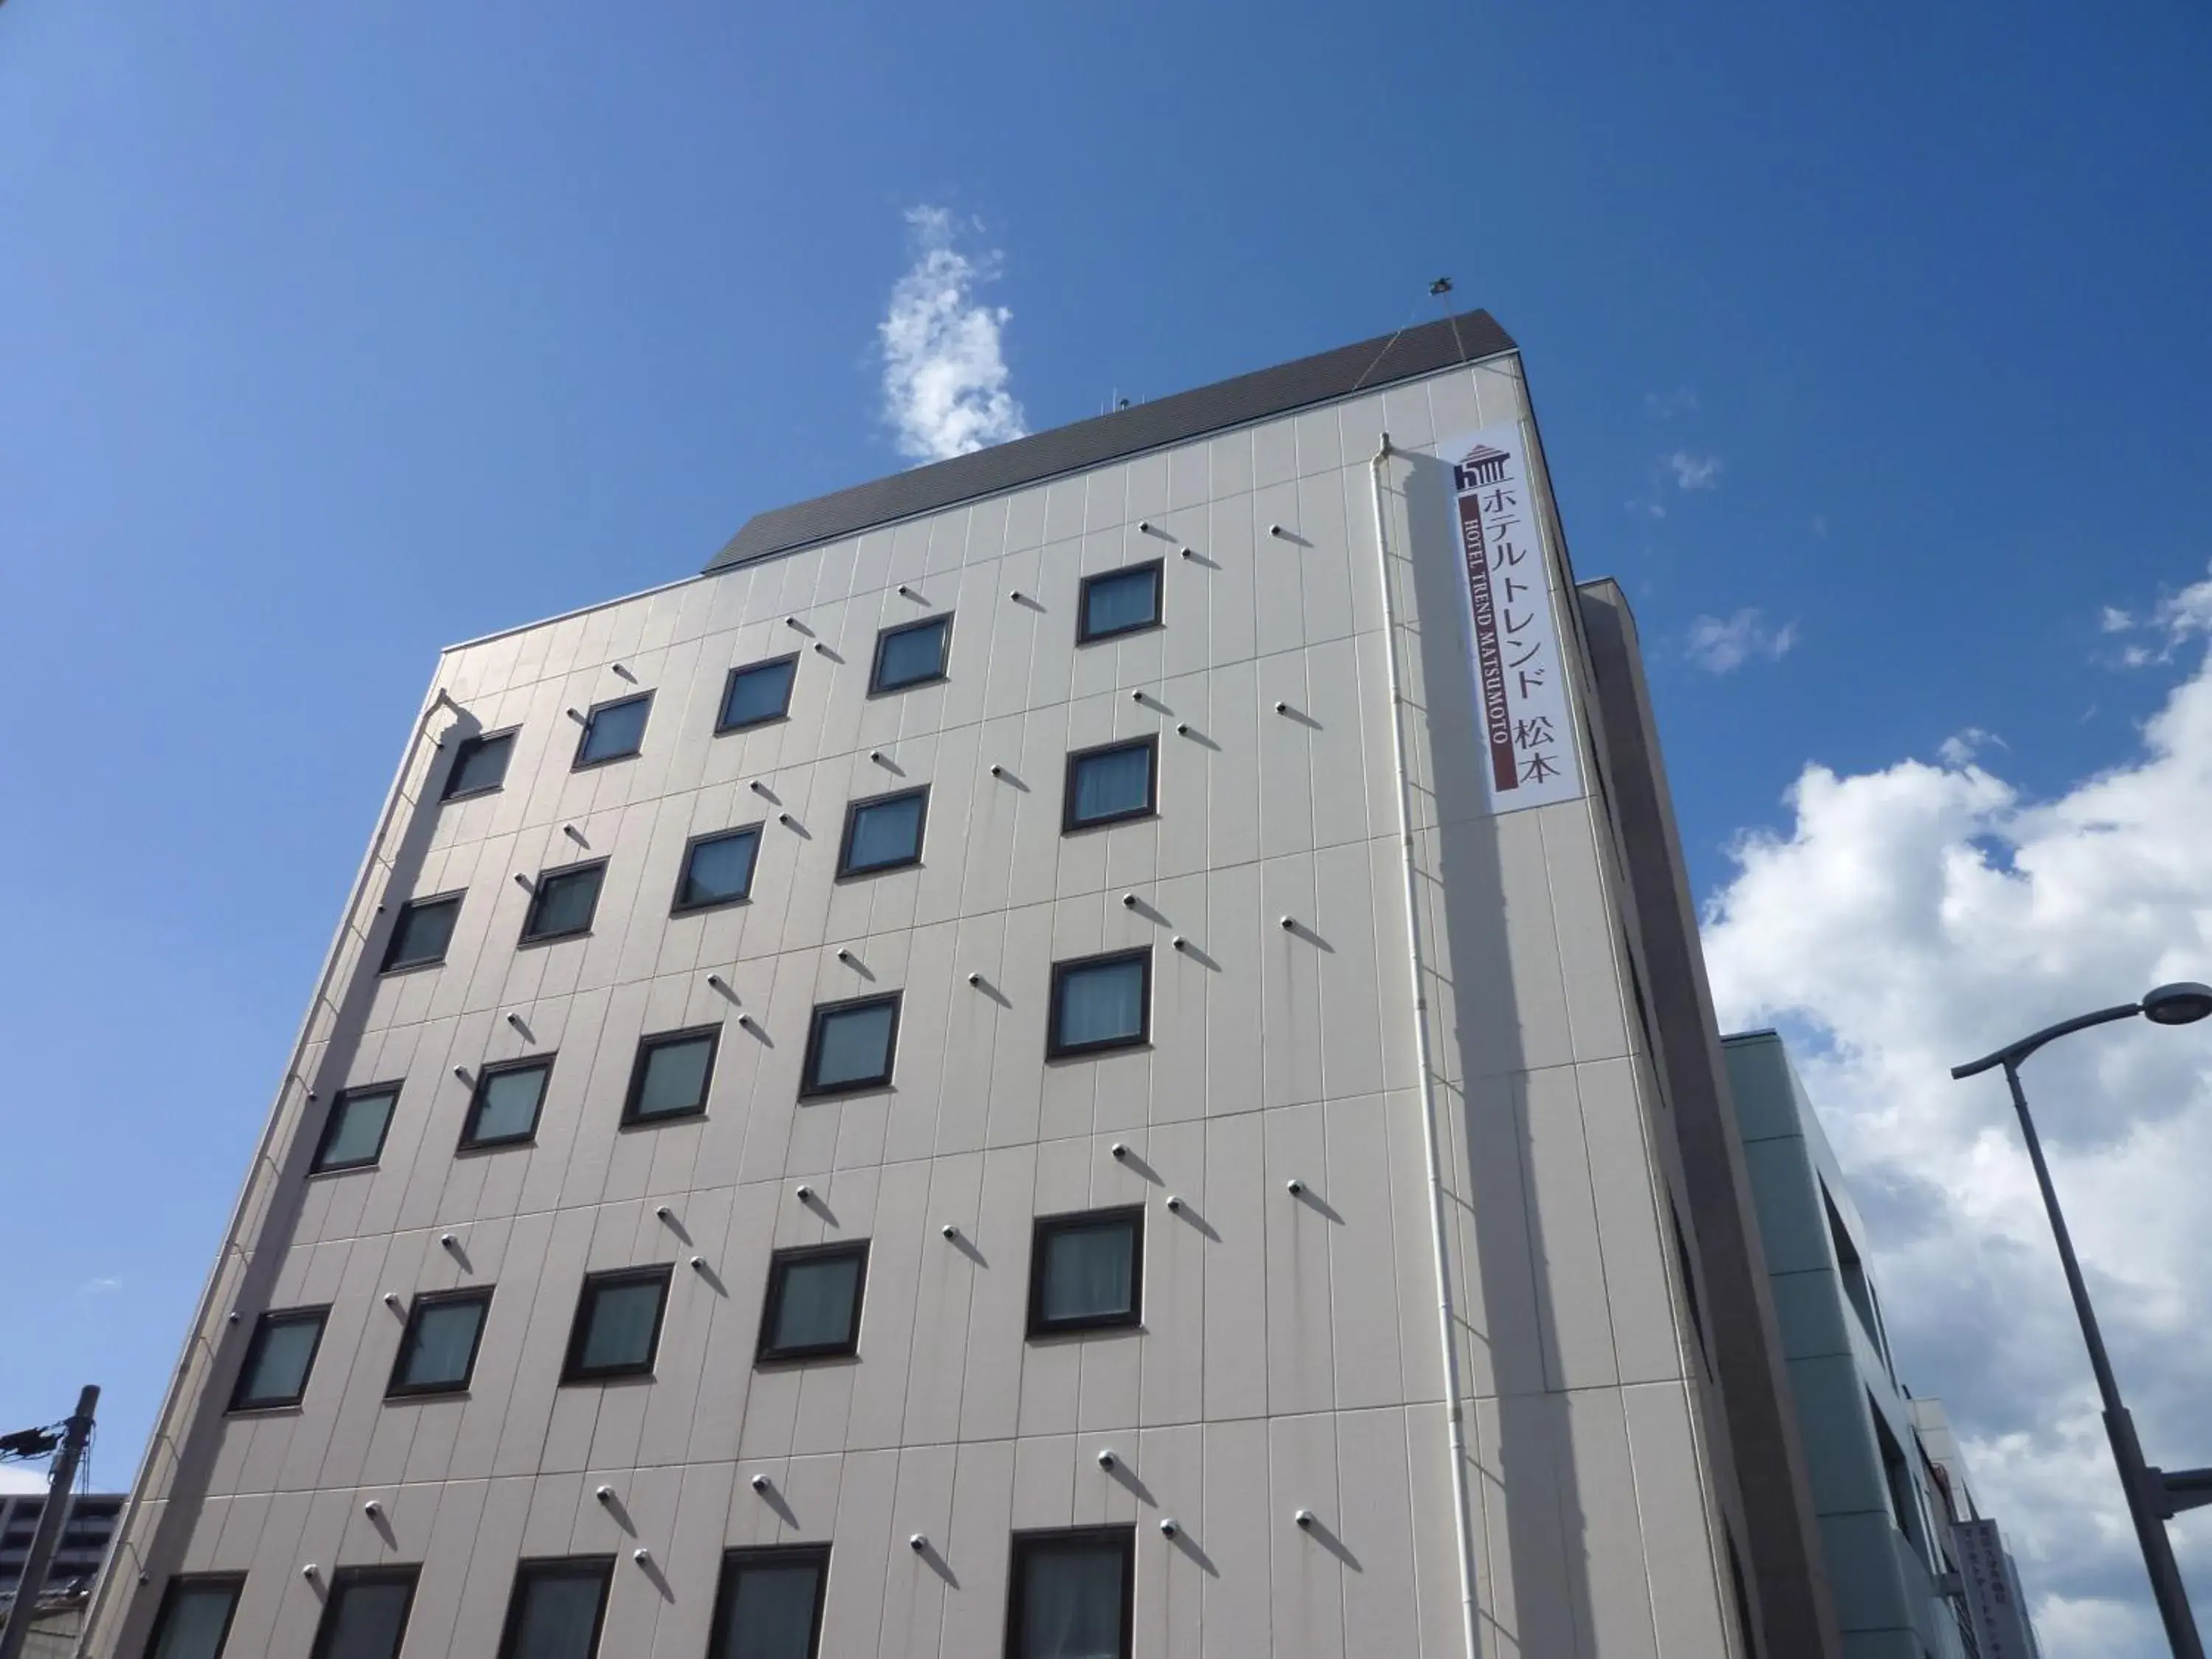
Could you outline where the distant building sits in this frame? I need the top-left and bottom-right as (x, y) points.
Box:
(0, 1488), (125, 1602)
(1724, 1030), (2045, 1659)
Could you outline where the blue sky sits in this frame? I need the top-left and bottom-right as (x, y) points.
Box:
(3, 1), (2209, 1648)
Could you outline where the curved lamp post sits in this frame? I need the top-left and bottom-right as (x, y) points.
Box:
(1952, 981), (2212, 1658)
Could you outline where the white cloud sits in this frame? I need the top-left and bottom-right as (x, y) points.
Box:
(2103, 568), (2212, 669)
(1700, 640), (2212, 1658)
(1686, 608), (1798, 673)
(1937, 726), (2006, 767)
(878, 206), (1027, 465)
(2102, 605), (2136, 634)
(76, 1276), (122, 1296)
(1666, 450), (1723, 490)
(0, 1466), (50, 1495)
(1645, 386), (1700, 418)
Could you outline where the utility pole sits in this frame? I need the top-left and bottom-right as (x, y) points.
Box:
(0, 1386), (100, 1659)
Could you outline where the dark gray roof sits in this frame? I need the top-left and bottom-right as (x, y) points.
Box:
(705, 307), (1515, 574)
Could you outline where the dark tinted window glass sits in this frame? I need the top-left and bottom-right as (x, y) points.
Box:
(1079, 565), (1161, 642)
(575, 695), (651, 767)
(840, 790), (926, 875)
(310, 1570), (416, 1659)
(1008, 1531), (1133, 1659)
(389, 1293), (490, 1394)
(498, 1562), (612, 1659)
(720, 658), (798, 731)
(625, 1030), (717, 1122)
(872, 616), (949, 692)
(148, 1579), (242, 1659)
(1064, 741), (1155, 830)
(759, 1245), (866, 1362)
(381, 894), (460, 972)
(462, 1060), (551, 1148)
(676, 829), (760, 911)
(232, 1310), (325, 1408)
(312, 1086), (397, 1173)
(566, 1270), (669, 1379)
(522, 863), (605, 942)
(1030, 1211), (1141, 1335)
(710, 1548), (829, 1659)
(1049, 953), (1148, 1055)
(442, 731), (516, 800)
(801, 998), (898, 1096)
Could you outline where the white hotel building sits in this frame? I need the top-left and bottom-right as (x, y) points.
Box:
(85, 312), (1845, 1659)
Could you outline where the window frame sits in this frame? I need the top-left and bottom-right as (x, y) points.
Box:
(571, 692), (653, 770)
(708, 1545), (832, 1659)
(307, 1565), (420, 1659)
(1077, 560), (1165, 645)
(1026, 1207), (1145, 1339)
(518, 858), (608, 945)
(835, 786), (930, 879)
(671, 824), (764, 915)
(717, 653), (801, 734)
(385, 1288), (493, 1399)
(378, 891), (464, 974)
(867, 613), (952, 695)
(621, 1026), (721, 1127)
(1061, 736), (1159, 834)
(1046, 947), (1152, 1060)
(143, 1573), (245, 1659)
(495, 1558), (614, 1659)
(440, 728), (519, 802)
(228, 1307), (330, 1412)
(561, 1266), (674, 1383)
(799, 992), (902, 1099)
(1004, 1526), (1136, 1659)
(756, 1242), (869, 1366)
(459, 1056), (554, 1151)
(309, 1082), (400, 1175)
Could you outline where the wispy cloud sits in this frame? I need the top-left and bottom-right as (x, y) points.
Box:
(878, 206), (1027, 465)
(1666, 450), (1723, 490)
(1938, 726), (2006, 768)
(1644, 386), (1700, 419)
(2100, 566), (2212, 669)
(1686, 608), (1798, 673)
(77, 1275), (122, 1295)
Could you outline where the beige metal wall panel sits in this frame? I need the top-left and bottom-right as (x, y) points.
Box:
(88, 350), (1754, 1659)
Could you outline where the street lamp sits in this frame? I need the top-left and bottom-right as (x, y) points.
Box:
(1952, 983), (2212, 1658)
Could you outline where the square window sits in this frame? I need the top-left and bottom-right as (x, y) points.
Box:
(521, 860), (606, 943)
(461, 1058), (552, 1150)
(799, 995), (899, 1097)
(674, 827), (761, 912)
(1062, 738), (1157, 832)
(563, 1267), (672, 1381)
(869, 614), (950, 694)
(1078, 562), (1163, 644)
(719, 655), (799, 733)
(387, 1290), (491, 1397)
(709, 1545), (830, 1659)
(145, 1575), (244, 1659)
(380, 892), (462, 973)
(1005, 1528), (1135, 1659)
(623, 1028), (719, 1124)
(757, 1243), (868, 1364)
(497, 1559), (613, 1659)
(229, 1307), (327, 1410)
(1028, 1209), (1142, 1337)
(442, 730), (517, 801)
(310, 1084), (397, 1174)
(573, 692), (652, 768)
(1048, 950), (1150, 1058)
(309, 1568), (417, 1659)
(837, 787), (928, 877)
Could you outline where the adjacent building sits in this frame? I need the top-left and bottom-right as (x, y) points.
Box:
(1723, 1031), (2045, 1659)
(0, 1489), (124, 1605)
(86, 311), (1846, 1658)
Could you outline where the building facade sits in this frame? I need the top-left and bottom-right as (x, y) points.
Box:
(1722, 1032), (2044, 1659)
(88, 313), (1830, 1658)
(1, 1490), (124, 1606)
